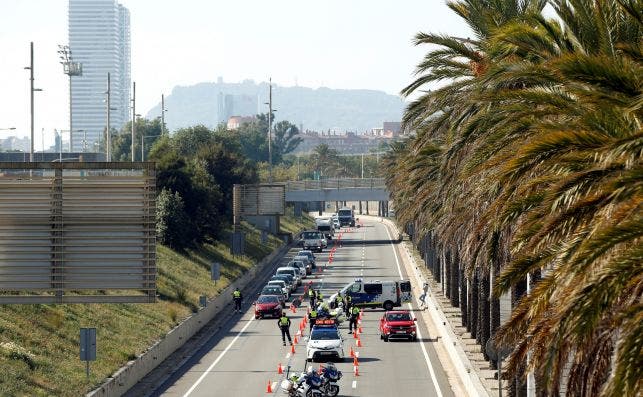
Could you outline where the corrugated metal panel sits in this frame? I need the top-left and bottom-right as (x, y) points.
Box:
(237, 184), (285, 216)
(0, 162), (156, 304)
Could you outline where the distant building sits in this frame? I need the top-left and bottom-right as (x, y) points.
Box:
(382, 121), (402, 136)
(227, 116), (256, 130)
(69, 0), (131, 151)
(218, 93), (258, 123)
(0, 136), (30, 152)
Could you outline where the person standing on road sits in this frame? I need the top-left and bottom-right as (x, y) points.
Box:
(418, 282), (429, 310)
(232, 287), (243, 313)
(278, 312), (293, 346)
(334, 291), (344, 310)
(308, 308), (318, 331)
(308, 288), (316, 308)
(344, 294), (352, 316)
(348, 305), (360, 334)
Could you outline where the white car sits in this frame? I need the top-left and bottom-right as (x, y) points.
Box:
(288, 260), (307, 279)
(267, 280), (290, 298)
(276, 267), (302, 287)
(306, 320), (345, 362)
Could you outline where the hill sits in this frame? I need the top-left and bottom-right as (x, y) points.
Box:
(145, 79), (405, 133)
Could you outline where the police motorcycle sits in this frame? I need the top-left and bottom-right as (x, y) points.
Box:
(316, 302), (345, 324)
(281, 366), (324, 397)
(318, 362), (342, 397)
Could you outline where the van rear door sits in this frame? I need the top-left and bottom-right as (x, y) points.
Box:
(399, 281), (412, 303)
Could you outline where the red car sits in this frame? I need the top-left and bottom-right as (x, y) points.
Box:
(254, 295), (283, 319)
(379, 310), (417, 341)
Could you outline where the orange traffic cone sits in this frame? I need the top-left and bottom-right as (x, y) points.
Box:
(350, 346), (354, 357)
(354, 366), (359, 376)
(294, 335), (298, 345)
(353, 356), (359, 366)
(267, 380), (273, 393)
(278, 363), (283, 374)
(291, 344), (296, 354)
(353, 330), (357, 339)
(358, 326), (363, 334)
(357, 338), (363, 347)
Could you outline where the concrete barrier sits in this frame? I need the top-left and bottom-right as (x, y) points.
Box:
(87, 239), (296, 397)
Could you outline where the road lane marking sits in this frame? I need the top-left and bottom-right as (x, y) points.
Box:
(352, 380), (357, 388)
(286, 352), (291, 359)
(384, 225), (444, 397)
(182, 316), (255, 397)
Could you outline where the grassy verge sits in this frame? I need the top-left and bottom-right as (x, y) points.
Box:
(0, 211), (313, 396)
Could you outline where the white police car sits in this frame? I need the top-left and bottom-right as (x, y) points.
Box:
(306, 319), (345, 362)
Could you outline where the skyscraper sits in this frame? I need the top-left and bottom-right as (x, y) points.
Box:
(68, 0), (130, 152)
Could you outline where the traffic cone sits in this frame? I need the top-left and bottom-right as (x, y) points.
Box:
(294, 335), (299, 345)
(267, 380), (273, 393)
(357, 338), (362, 347)
(350, 346), (354, 357)
(278, 363), (283, 374)
(291, 344), (296, 354)
(358, 326), (363, 334)
(353, 356), (359, 366)
(354, 366), (359, 377)
(353, 330), (357, 339)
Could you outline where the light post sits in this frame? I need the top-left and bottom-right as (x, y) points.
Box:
(131, 81), (136, 161)
(264, 78), (276, 182)
(105, 72), (111, 161)
(161, 94), (167, 135)
(24, 42), (43, 162)
(58, 45), (82, 153)
(0, 127), (16, 131)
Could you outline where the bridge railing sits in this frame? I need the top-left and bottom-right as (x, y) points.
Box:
(285, 178), (386, 191)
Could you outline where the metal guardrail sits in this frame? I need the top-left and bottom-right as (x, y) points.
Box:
(285, 178), (386, 191)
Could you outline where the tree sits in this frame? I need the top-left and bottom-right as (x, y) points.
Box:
(235, 114), (302, 165)
(310, 144), (341, 178)
(109, 117), (162, 161)
(156, 189), (193, 249)
(272, 120), (302, 164)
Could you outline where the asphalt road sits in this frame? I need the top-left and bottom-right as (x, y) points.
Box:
(147, 219), (455, 397)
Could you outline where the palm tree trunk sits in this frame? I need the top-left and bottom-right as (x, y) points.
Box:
(469, 271), (478, 338)
(511, 279), (528, 397)
(460, 275), (468, 327)
(450, 251), (459, 307)
(444, 250), (452, 301)
(478, 272), (490, 357)
(490, 259), (500, 369)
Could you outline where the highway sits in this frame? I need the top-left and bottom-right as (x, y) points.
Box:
(138, 218), (455, 396)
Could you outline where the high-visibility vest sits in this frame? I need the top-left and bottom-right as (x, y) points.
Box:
(351, 306), (360, 316)
(279, 316), (289, 326)
(309, 289), (315, 298)
(309, 310), (317, 319)
(335, 295), (343, 303)
(233, 290), (241, 298)
(318, 292), (323, 299)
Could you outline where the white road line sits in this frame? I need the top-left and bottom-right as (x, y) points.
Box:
(285, 352), (291, 359)
(352, 380), (357, 389)
(182, 316), (255, 397)
(384, 225), (444, 397)
(272, 381), (278, 391)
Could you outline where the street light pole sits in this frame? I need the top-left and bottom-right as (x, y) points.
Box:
(106, 72), (111, 161)
(161, 94), (167, 135)
(58, 44), (82, 154)
(131, 81), (136, 161)
(266, 78), (273, 182)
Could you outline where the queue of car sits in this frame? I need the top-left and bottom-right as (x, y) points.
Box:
(254, 248), (319, 319)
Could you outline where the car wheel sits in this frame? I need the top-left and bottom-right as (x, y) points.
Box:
(383, 334), (389, 342)
(383, 301), (394, 311)
(327, 384), (340, 397)
(412, 335), (417, 342)
(380, 333), (383, 340)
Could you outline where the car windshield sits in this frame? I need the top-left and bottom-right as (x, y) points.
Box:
(262, 287), (281, 294)
(386, 313), (412, 321)
(303, 231), (321, 239)
(257, 296), (279, 304)
(277, 270), (295, 276)
(269, 281), (284, 286)
(311, 328), (340, 340)
(338, 210), (351, 216)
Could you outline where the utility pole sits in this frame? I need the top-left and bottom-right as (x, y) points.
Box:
(28, 42), (34, 162)
(268, 78), (273, 183)
(131, 81), (136, 162)
(161, 94), (166, 135)
(58, 44), (82, 154)
(361, 153), (364, 178)
(106, 72), (111, 161)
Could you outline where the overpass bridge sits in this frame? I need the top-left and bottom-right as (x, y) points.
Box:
(284, 177), (388, 202)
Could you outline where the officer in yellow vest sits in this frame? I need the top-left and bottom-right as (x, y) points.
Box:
(335, 291), (344, 309)
(308, 288), (316, 308)
(344, 294), (352, 316)
(348, 306), (360, 334)
(277, 312), (293, 346)
(232, 287), (243, 313)
(308, 309), (318, 331)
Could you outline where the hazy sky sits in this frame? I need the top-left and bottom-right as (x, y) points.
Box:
(0, 0), (471, 147)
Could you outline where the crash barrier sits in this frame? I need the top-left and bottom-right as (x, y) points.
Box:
(87, 234), (302, 397)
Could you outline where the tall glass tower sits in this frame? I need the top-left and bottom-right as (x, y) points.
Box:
(68, 0), (130, 152)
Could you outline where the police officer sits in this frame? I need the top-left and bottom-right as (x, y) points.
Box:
(308, 308), (318, 331)
(277, 312), (293, 346)
(334, 291), (344, 309)
(308, 288), (316, 308)
(344, 294), (352, 316)
(348, 305), (360, 334)
(232, 287), (243, 313)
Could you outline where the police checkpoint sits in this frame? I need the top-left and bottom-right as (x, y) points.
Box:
(132, 214), (458, 397)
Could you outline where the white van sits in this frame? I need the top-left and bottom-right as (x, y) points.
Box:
(276, 267), (301, 286)
(330, 279), (412, 311)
